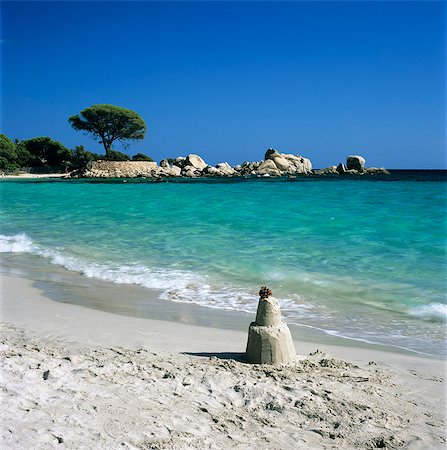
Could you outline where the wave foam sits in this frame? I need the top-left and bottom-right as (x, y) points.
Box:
(0, 234), (314, 319)
(0, 233), (35, 253)
(409, 303), (447, 322)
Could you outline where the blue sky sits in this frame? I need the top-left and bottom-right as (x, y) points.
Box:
(1, 1), (445, 168)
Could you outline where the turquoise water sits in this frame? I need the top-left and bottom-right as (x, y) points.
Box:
(1, 177), (446, 357)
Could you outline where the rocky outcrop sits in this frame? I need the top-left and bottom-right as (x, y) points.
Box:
(336, 163), (347, 174)
(313, 166), (338, 175)
(343, 156), (389, 175)
(236, 149), (312, 177)
(185, 154), (207, 171)
(263, 148), (312, 175)
(313, 156), (390, 177)
(346, 155), (366, 172)
(77, 150), (388, 179)
(215, 162), (236, 176)
(364, 167), (390, 175)
(246, 287), (296, 365)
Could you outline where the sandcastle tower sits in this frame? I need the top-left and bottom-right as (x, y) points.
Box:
(245, 287), (296, 364)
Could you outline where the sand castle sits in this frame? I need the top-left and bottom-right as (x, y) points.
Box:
(245, 287), (296, 364)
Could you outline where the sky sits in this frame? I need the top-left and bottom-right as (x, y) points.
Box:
(1, 1), (445, 169)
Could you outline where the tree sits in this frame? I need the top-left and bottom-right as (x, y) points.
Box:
(0, 134), (33, 171)
(15, 142), (33, 167)
(0, 134), (18, 169)
(71, 145), (101, 169)
(21, 137), (72, 167)
(68, 104), (147, 157)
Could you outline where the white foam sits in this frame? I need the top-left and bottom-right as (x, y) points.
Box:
(0, 233), (35, 253)
(0, 234), (315, 319)
(3, 233), (442, 357)
(409, 303), (447, 322)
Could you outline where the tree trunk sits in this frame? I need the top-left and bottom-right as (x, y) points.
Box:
(100, 135), (111, 157)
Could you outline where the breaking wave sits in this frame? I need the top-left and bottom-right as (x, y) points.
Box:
(0, 233), (314, 319)
(409, 303), (447, 322)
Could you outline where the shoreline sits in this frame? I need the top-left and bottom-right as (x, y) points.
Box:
(1, 169), (445, 184)
(0, 173), (70, 179)
(2, 253), (443, 359)
(1, 273), (445, 449)
(1, 272), (445, 368)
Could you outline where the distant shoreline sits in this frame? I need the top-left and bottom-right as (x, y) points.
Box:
(1, 168), (446, 183)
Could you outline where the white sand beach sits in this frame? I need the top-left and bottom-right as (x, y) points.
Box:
(0, 173), (70, 180)
(0, 274), (445, 449)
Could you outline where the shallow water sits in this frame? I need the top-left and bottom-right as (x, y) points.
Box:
(1, 174), (446, 357)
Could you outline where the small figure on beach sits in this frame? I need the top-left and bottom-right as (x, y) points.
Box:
(245, 286), (296, 364)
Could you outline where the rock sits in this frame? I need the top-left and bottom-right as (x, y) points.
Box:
(203, 166), (219, 176)
(264, 148), (281, 160)
(215, 162), (236, 176)
(257, 159), (280, 176)
(272, 156), (291, 171)
(313, 166), (337, 175)
(245, 287), (296, 364)
(336, 163), (347, 174)
(346, 155), (366, 172)
(160, 159), (170, 169)
(172, 157), (186, 168)
(364, 167), (390, 175)
(185, 154), (207, 171)
(262, 150), (312, 174)
(283, 154), (313, 174)
(182, 165), (200, 177)
(168, 166), (182, 177)
(239, 161), (260, 175)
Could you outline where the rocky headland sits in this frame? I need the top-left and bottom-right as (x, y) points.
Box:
(79, 149), (389, 179)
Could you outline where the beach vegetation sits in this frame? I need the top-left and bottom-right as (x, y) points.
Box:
(103, 150), (131, 161)
(21, 137), (72, 167)
(68, 104), (147, 157)
(132, 152), (153, 162)
(71, 145), (102, 169)
(0, 134), (19, 170)
(0, 134), (34, 171)
(15, 143), (33, 168)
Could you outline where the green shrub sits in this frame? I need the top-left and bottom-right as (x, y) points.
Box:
(0, 156), (18, 172)
(71, 145), (101, 169)
(132, 152), (153, 162)
(103, 150), (131, 161)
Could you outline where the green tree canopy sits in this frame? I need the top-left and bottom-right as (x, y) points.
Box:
(68, 104), (147, 156)
(0, 134), (17, 161)
(21, 137), (72, 167)
(71, 145), (101, 169)
(15, 142), (33, 167)
(0, 134), (18, 171)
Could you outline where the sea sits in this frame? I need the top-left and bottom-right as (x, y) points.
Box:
(1, 171), (446, 358)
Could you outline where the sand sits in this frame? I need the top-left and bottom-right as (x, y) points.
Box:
(0, 274), (445, 449)
(0, 173), (69, 179)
